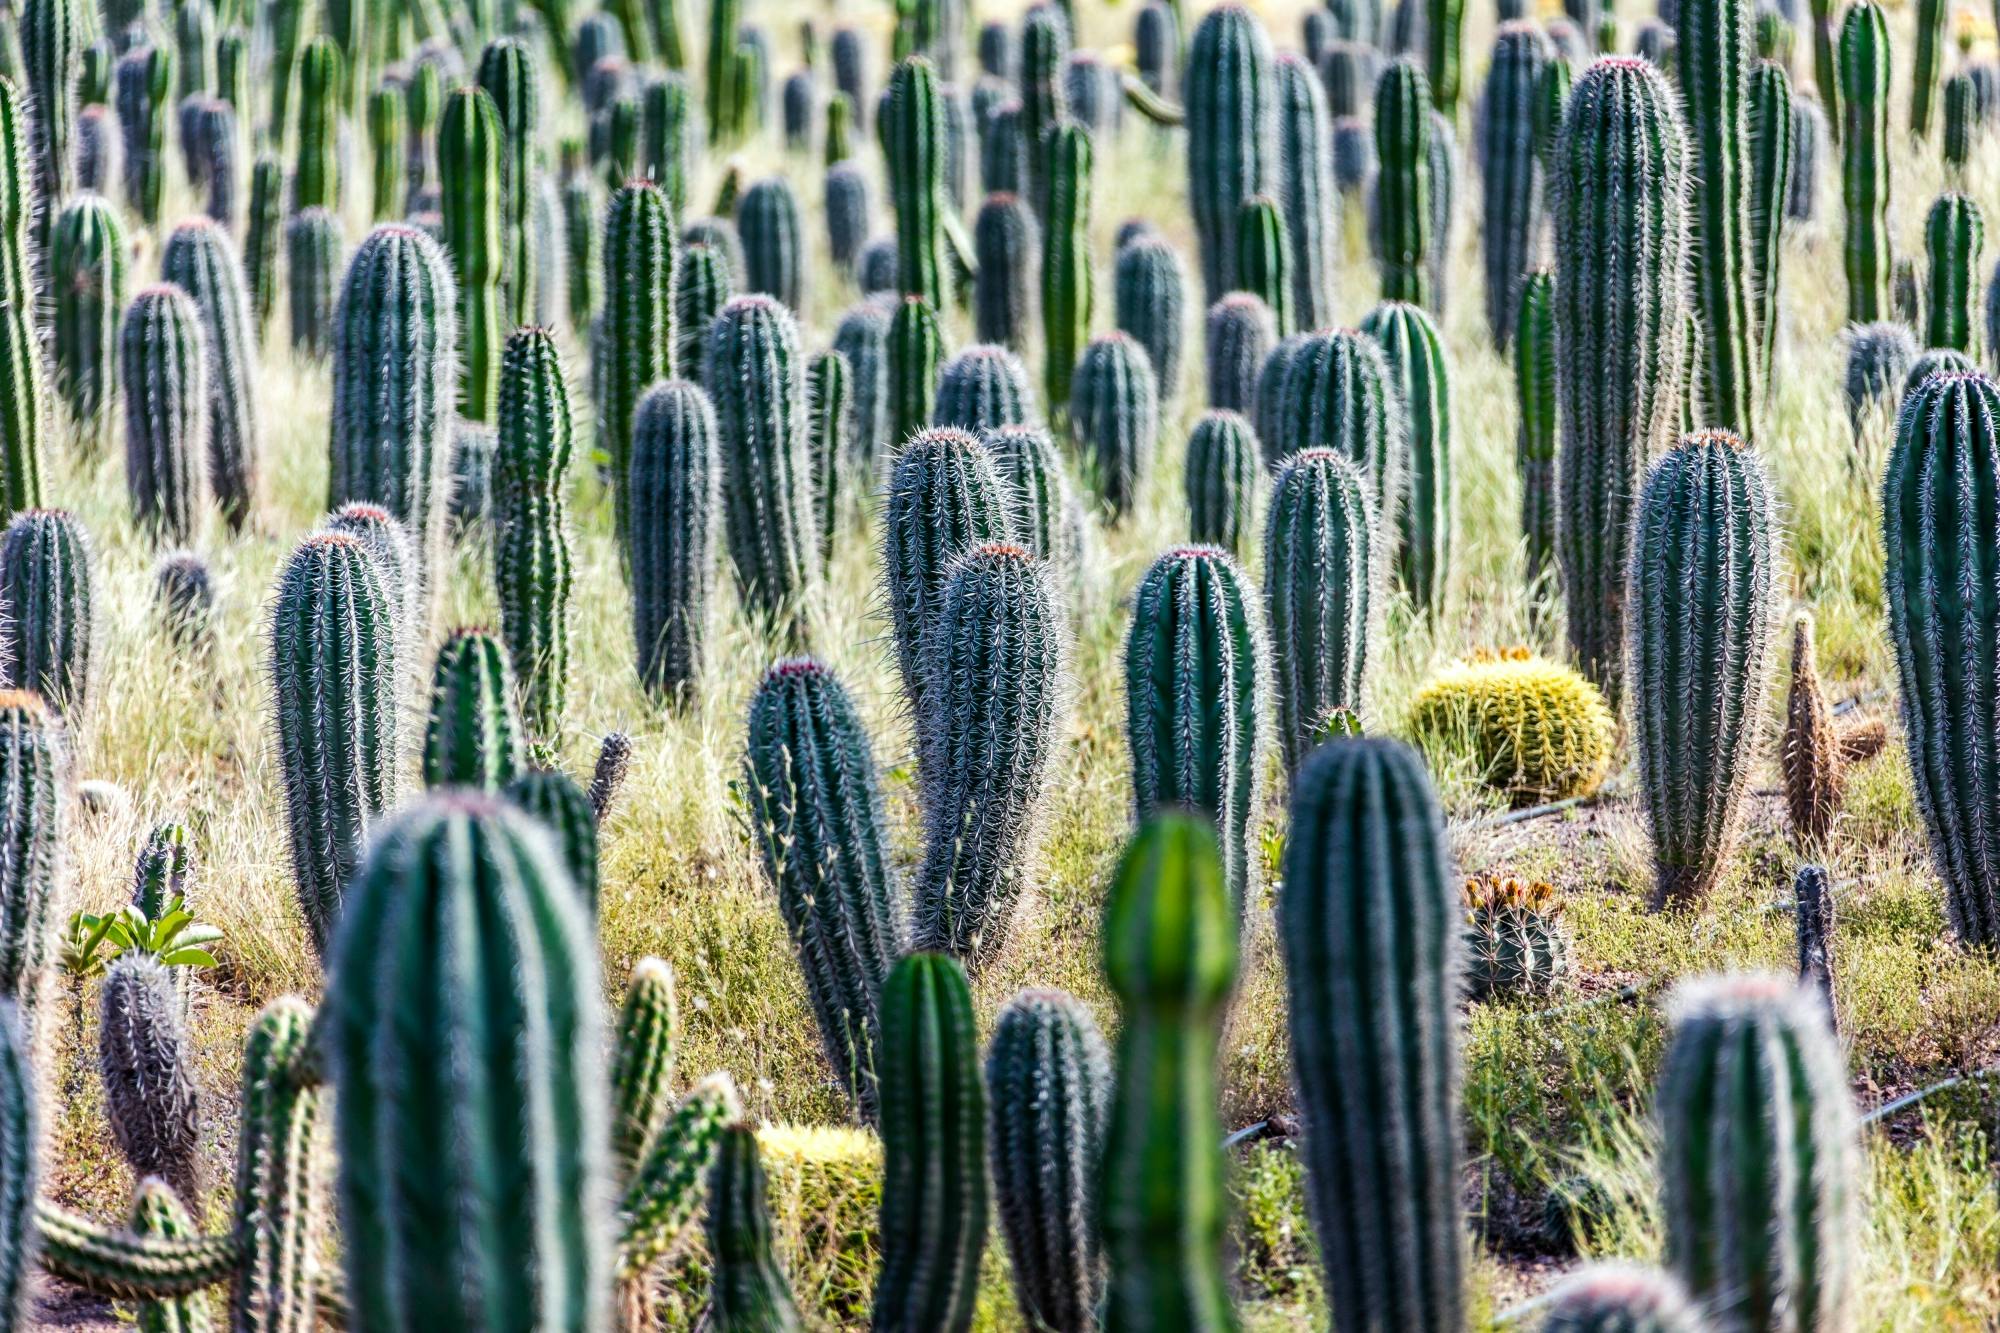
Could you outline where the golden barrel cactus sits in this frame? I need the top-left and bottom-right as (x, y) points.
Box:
(1406, 648), (1615, 802)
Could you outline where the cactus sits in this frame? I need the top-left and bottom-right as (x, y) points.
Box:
(980, 424), (1074, 566)
(447, 424), (498, 537)
(973, 192), (1036, 353)
(1184, 6), (1275, 301)
(1282, 738), (1464, 1329)
(1462, 876), (1571, 1001)
(0, 693), (58, 1022)
(19, 0), (75, 233)
(1541, 1267), (1705, 1332)
(222, 996), (328, 1332)
(1924, 191), (1984, 354)
(488, 328), (575, 739)
(782, 69), (817, 153)
(706, 1124), (803, 1332)
(561, 160), (599, 331)
(1253, 332), (1311, 469)
(326, 794), (613, 1330)
(1943, 70), (1983, 176)
(1837, 3), (1890, 324)
(285, 208), (341, 360)
(1745, 60), (1794, 390)
(825, 160), (871, 270)
(1788, 87), (1826, 224)
(114, 44), (170, 224)
(0, 1004), (34, 1328)
(188, 97), (238, 231)
(825, 89), (855, 164)
(588, 732), (634, 827)
(100, 955), (204, 1205)
(1793, 863), (1839, 1031)
(1480, 24), (1555, 348)
(672, 240), (731, 386)
(404, 60), (441, 209)
(887, 294), (945, 449)
(1275, 53), (1337, 331)
(1069, 333), (1159, 520)
(602, 180), (676, 543)
(1553, 58), (1690, 701)
(75, 102), (118, 197)
(1373, 58), (1434, 308)
(1204, 293), (1274, 414)
(0, 510), (91, 716)
(152, 552), (213, 652)
(421, 628), (522, 789)
(506, 767), (601, 913)
(121, 285), (209, 546)
(292, 37), (341, 213)
(329, 513), (418, 664)
(1268, 327), (1405, 515)
(833, 298), (893, 471)
(627, 380), (719, 701)
(1017, 4), (1067, 225)
(1098, 816), (1238, 1330)
(1659, 975), (1859, 1329)
(1125, 544), (1269, 915)
(243, 154), (281, 330)
(1514, 268), (1558, 587)
(477, 37), (539, 326)
(131, 820), (195, 921)
(709, 296), (819, 626)
(736, 177), (807, 317)
(1111, 239), (1186, 416)
(933, 345), (1032, 433)
(1361, 300), (1451, 612)
(986, 989), (1110, 1332)
(1265, 449), (1376, 774)
(913, 543), (1066, 963)
(831, 27), (869, 133)
(858, 238), (898, 295)
(1783, 610), (1886, 850)
(882, 57), (949, 311)
(125, 1186), (207, 1333)
(1232, 195), (1293, 338)
(1185, 411), (1258, 556)
(270, 531), (398, 959)
(746, 659), (904, 1120)
(0, 89), (37, 521)
(366, 86), (405, 221)
(49, 195), (126, 445)
(1842, 319), (1914, 435)
(161, 219), (260, 532)
(1905, 347), (1977, 398)
(1407, 648), (1616, 801)
(1629, 432), (1779, 906)
(1040, 121), (1093, 413)
(439, 86), (504, 422)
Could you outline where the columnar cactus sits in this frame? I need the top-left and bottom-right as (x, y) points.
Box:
(440, 86), (505, 422)
(933, 345), (1033, 432)
(746, 659), (904, 1121)
(0, 89), (38, 522)
(366, 86), (405, 222)
(1232, 195), (1293, 338)
(709, 297), (819, 626)
(0, 1004), (33, 1328)
(20, 0), (75, 237)
(326, 794), (614, 1331)
(739, 176), (807, 314)
(1553, 57), (1690, 700)
(128, 1185), (209, 1331)
(0, 693), (58, 1022)
(1479, 23), (1555, 348)
(1842, 319), (1914, 435)
(1281, 738), (1464, 1330)
(292, 37), (341, 213)
(1374, 58), (1434, 308)
(1266, 449), (1376, 773)
(628, 380), (719, 701)
(243, 154), (282, 330)
(1269, 58), (1335, 331)
(834, 298), (893, 470)
(825, 160), (871, 270)
(1040, 122), (1093, 412)
(421, 628), (522, 789)
(188, 97), (239, 232)
(986, 989), (1111, 1333)
(561, 158), (599, 332)
(1789, 88), (1826, 224)
(1017, 4), (1067, 225)
(1254, 333), (1311, 468)
(1837, 3), (1890, 324)
(1098, 816), (1238, 1330)
(1659, 976), (1859, 1330)
(404, 59), (441, 209)
(284, 208), (342, 359)
(49, 195), (126, 445)
(329, 224), (457, 582)
(1794, 863), (1839, 1029)
(1184, 5), (1275, 301)
(99, 955), (203, 1205)
(1628, 432), (1779, 907)
(477, 37), (539, 326)
(489, 329), (573, 739)
(807, 350), (849, 557)
(160, 218), (260, 532)
(1185, 411), (1258, 556)
(882, 57), (949, 311)
(1069, 333), (1159, 520)
(602, 179), (676, 542)
(1514, 268), (1558, 588)
(706, 1124), (803, 1331)
(270, 531), (398, 958)
(973, 192), (1036, 354)
(1204, 293), (1274, 414)
(121, 285), (209, 546)
(1113, 237), (1186, 410)
(506, 767), (602, 912)
(1747, 59), (1793, 383)
(1362, 301), (1451, 611)
(887, 294), (945, 449)
(1924, 191), (1984, 354)
(114, 45), (170, 224)
(152, 551), (214, 653)
(980, 425), (1074, 565)
(913, 542), (1067, 964)
(1269, 327), (1405, 513)
(672, 240), (730, 386)
(0, 510), (91, 716)
(872, 953), (988, 1332)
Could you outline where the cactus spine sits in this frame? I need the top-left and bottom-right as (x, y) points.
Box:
(1837, 3), (1890, 324)
(628, 380), (720, 701)
(1748, 59), (1793, 384)
(1069, 333), (1159, 520)
(1924, 191), (1984, 354)
(494, 327), (573, 740)
(602, 179), (676, 544)
(1480, 24), (1554, 348)
(100, 956), (204, 1205)
(834, 299), (892, 472)
(49, 195), (125, 445)
(121, 285), (209, 546)
(883, 56), (949, 311)
(0, 693), (58, 1026)
(0, 510), (90, 716)
(1629, 432), (1779, 907)
(1266, 449), (1376, 773)
(1184, 6), (1275, 301)
(161, 218), (260, 532)
(1374, 58), (1434, 307)
(440, 86), (505, 423)
(477, 37), (539, 327)
(1362, 301), (1451, 612)
(709, 296), (820, 626)
(1041, 121), (1092, 412)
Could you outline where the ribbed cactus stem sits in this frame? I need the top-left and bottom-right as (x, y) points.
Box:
(114, 45), (171, 224)
(161, 218), (260, 533)
(0, 693), (59, 1027)
(1275, 52), (1337, 330)
(1184, 411), (1257, 557)
(884, 56), (949, 310)
(1361, 300), (1452, 612)
(284, 209), (342, 360)
(1265, 449), (1377, 773)
(888, 295), (946, 450)
(1232, 195), (1293, 337)
(1924, 191), (1984, 353)
(421, 628), (523, 790)
(1204, 293), (1274, 414)
(1069, 333), (1159, 520)
(1837, 3), (1890, 324)
(602, 180), (676, 544)
(738, 176), (808, 315)
(477, 37), (540, 327)
(1184, 6), (1275, 301)
(100, 956), (204, 1206)
(0, 1004), (35, 1328)
(293, 37), (342, 212)
(706, 1124), (804, 1332)
(49, 195), (126, 447)
(0, 80), (42, 522)
(440, 86), (505, 423)
(1374, 58), (1434, 307)
(628, 381), (720, 702)
(1480, 23), (1554, 348)
(121, 285), (210, 547)
(1515, 268), (1558, 588)
(1041, 121), (1093, 412)
(0, 509), (92, 716)
(494, 327), (574, 740)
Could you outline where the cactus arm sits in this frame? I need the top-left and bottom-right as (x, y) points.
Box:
(617, 1073), (738, 1276)
(35, 1203), (243, 1299)
(1120, 72), (1184, 125)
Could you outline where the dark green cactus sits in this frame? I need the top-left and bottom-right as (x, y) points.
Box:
(1040, 121), (1093, 412)
(561, 157), (599, 331)
(913, 542), (1067, 964)
(673, 240), (731, 388)
(1515, 268), (1558, 587)
(224, 995), (327, 1333)
(1185, 411), (1257, 556)
(0, 510), (90, 716)
(506, 766), (601, 913)
(100, 955), (203, 1205)
(243, 154), (282, 330)
(129, 1185), (210, 1332)
(1113, 235), (1186, 408)
(447, 424), (498, 538)
(1184, 5), (1275, 301)
(161, 218), (260, 532)
(477, 37), (539, 327)
(326, 793), (613, 1330)
(284, 208), (341, 360)
(710, 296), (819, 626)
(602, 179), (676, 544)
(834, 298), (893, 471)
(1837, 3), (1890, 324)
(189, 96), (239, 231)
(746, 658), (904, 1121)
(152, 551), (214, 653)
(49, 194), (127, 445)
(1204, 292), (1274, 414)
(292, 37), (341, 212)
(1659, 975), (1859, 1329)
(420, 627), (523, 789)
(113, 44), (170, 224)
(1269, 327), (1405, 512)
(826, 160), (871, 270)
(1842, 319), (1914, 432)
(706, 0), (745, 142)
(121, 284), (209, 546)
(1281, 737), (1464, 1330)
(1788, 88), (1825, 224)
(1942, 70), (1983, 176)
(1629, 432), (1780, 906)
(980, 424), (1074, 565)
(329, 224), (456, 585)
(1374, 57), (1433, 307)
(1017, 4), (1067, 225)
(1098, 815), (1239, 1331)
(1793, 863), (1839, 1030)
(738, 176), (807, 313)
(1232, 195), (1293, 338)
(1253, 332), (1311, 469)
(404, 59), (441, 209)
(1748, 59), (1794, 385)
(1553, 57), (1690, 701)
(1361, 300), (1451, 612)
(871, 952), (989, 1333)
(494, 327), (573, 739)
(1276, 52), (1337, 330)
(628, 380), (719, 701)
(1905, 347), (1977, 397)
(0, 692), (58, 1024)
(19, 0), (76, 230)
(888, 294), (945, 449)
(440, 86), (504, 422)
(934, 345), (1033, 433)
(986, 989), (1111, 1333)
(1265, 449), (1376, 773)
(0, 112), (45, 519)
(1479, 23), (1555, 348)
(1924, 191), (1984, 353)
(973, 192), (1036, 354)
(859, 238), (898, 295)
(366, 86), (405, 221)
(1540, 1267), (1705, 1332)
(270, 530), (398, 959)
(883, 56), (949, 311)
(706, 1123), (803, 1332)
(1069, 333), (1159, 520)
(0, 1004), (34, 1328)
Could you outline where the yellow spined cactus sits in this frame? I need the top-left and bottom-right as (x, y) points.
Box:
(1406, 650), (1615, 801)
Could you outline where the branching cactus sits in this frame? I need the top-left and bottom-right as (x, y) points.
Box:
(629, 380), (720, 702)
(121, 285), (210, 547)
(1185, 411), (1258, 556)
(934, 345), (1033, 433)
(1553, 57), (1690, 702)
(710, 296), (820, 628)
(602, 179), (676, 543)
(738, 176), (807, 315)
(1540, 1267), (1705, 1333)
(330, 224), (457, 583)
(1362, 300), (1452, 612)
(0, 1003), (34, 1327)
(1629, 432), (1779, 907)
(1282, 738), (1465, 1330)
(270, 531), (398, 959)
(493, 328), (574, 740)
(1924, 191), (1984, 353)
(326, 794), (614, 1330)
(986, 989), (1111, 1333)
(114, 45), (171, 225)
(284, 209), (342, 359)
(1099, 816), (1238, 1330)
(1374, 58), (1434, 308)
(1233, 195), (1293, 338)
(293, 37), (342, 212)
(914, 542), (1068, 965)
(49, 195), (127, 447)
(440, 86), (505, 422)
(1112, 235), (1186, 410)
(477, 37), (540, 327)
(1659, 975), (1859, 1330)
(883, 56), (950, 311)
(1270, 327), (1405, 514)
(888, 294), (946, 447)
(1837, 3), (1890, 324)
(1266, 449), (1376, 774)
(1480, 23), (1555, 349)
(1069, 333), (1159, 520)
(673, 240), (731, 388)
(128, 1179), (210, 1332)
(1515, 268), (1558, 588)
(161, 218), (260, 532)
(1185, 5), (1275, 301)
(0, 510), (91, 717)
(421, 628), (523, 789)
(981, 424), (1076, 566)
(1041, 121), (1093, 412)
(1205, 293), (1274, 414)
(1748, 60), (1794, 384)
(1125, 545), (1269, 916)
(99, 955), (203, 1206)
(746, 659), (905, 1122)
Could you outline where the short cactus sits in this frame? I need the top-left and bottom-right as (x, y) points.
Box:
(628, 380), (720, 702)
(284, 207), (342, 359)
(973, 192), (1037, 353)
(1924, 191), (1984, 353)
(161, 218), (261, 532)
(933, 345), (1033, 433)
(601, 179), (676, 543)
(1794, 863), (1839, 1031)
(1184, 410), (1258, 556)
(833, 298), (893, 471)
(100, 955), (204, 1205)
(121, 285), (210, 547)
(421, 628), (523, 790)
(0, 692), (59, 1021)
(152, 552), (214, 652)
(1113, 236), (1187, 406)
(1268, 327), (1405, 514)
(1406, 648), (1616, 802)
(1204, 293), (1274, 414)
(1783, 611), (1886, 850)
(1462, 876), (1572, 1001)
(506, 766), (602, 913)
(1841, 319), (1915, 435)
(1232, 194), (1293, 338)
(1069, 333), (1159, 520)
(738, 176), (807, 314)
(980, 424), (1076, 566)
(672, 240), (732, 387)
(825, 160), (871, 270)
(1266, 449), (1377, 774)
(705, 1124), (803, 1331)
(0, 510), (92, 716)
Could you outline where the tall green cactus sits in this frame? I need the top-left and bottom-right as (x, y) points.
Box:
(1112, 235), (1186, 408)
(602, 179), (676, 545)
(367, 85), (405, 221)
(1837, 3), (1890, 324)
(421, 627), (522, 789)
(1374, 58), (1433, 307)
(1041, 121), (1092, 412)
(706, 0), (745, 142)
(980, 424), (1075, 566)
(1553, 57), (1690, 701)
(440, 86), (505, 423)
(672, 240), (729, 387)
(404, 59), (441, 210)
(1659, 975), (1859, 1330)
(746, 658), (904, 1121)
(1629, 432), (1779, 906)
(477, 37), (540, 327)
(1480, 23), (1555, 349)
(0, 1003), (34, 1329)
(293, 37), (342, 212)
(1265, 449), (1376, 774)
(628, 380), (719, 701)
(1924, 191), (1984, 353)
(270, 531), (398, 959)
(0, 86), (37, 526)
(1275, 52), (1337, 331)
(1747, 59), (1794, 385)
(986, 989), (1110, 1333)
(1232, 195), (1293, 337)
(49, 195), (126, 447)
(243, 154), (282, 331)
(871, 952), (988, 1333)
(161, 218), (260, 533)
(1361, 300), (1451, 612)
(1281, 737), (1464, 1330)
(883, 56), (949, 311)
(1515, 268), (1558, 588)
(0, 509), (91, 716)
(0, 693), (58, 1032)
(1184, 5), (1274, 301)
(709, 296), (820, 626)
(326, 794), (612, 1330)
(494, 327), (573, 740)
(121, 285), (209, 546)
(1099, 815), (1239, 1331)
(284, 209), (341, 359)
(705, 1124), (803, 1332)
(113, 45), (170, 225)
